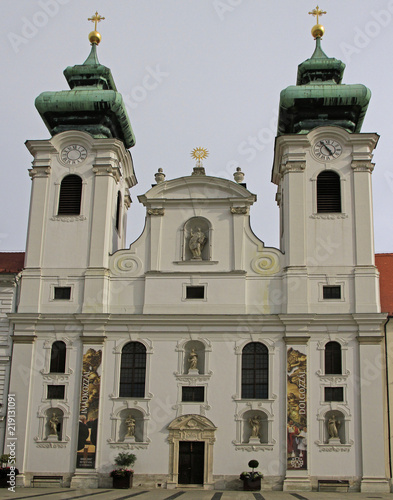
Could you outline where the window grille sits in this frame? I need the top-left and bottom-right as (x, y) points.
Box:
(241, 342), (268, 399)
(58, 175), (82, 215)
(317, 171), (341, 213)
(119, 342), (146, 398)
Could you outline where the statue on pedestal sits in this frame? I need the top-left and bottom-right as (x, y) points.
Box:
(189, 228), (206, 260)
(327, 414), (340, 439)
(49, 412), (59, 436)
(249, 415), (261, 439)
(125, 415), (136, 438)
(188, 348), (198, 370)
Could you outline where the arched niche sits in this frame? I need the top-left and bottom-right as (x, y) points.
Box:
(242, 409), (268, 444)
(45, 408), (64, 441)
(118, 408), (144, 442)
(325, 409), (346, 444)
(183, 217), (212, 261)
(184, 340), (205, 375)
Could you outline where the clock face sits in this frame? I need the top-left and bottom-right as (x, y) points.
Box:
(313, 139), (342, 161)
(61, 145), (87, 165)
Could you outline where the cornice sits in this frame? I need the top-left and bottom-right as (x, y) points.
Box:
(29, 166), (51, 179)
(11, 335), (37, 344)
(351, 160), (375, 173)
(92, 164), (121, 182)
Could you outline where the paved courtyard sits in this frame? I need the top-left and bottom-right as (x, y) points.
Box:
(0, 488), (392, 500)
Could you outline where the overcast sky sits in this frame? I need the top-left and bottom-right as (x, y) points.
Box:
(1, 0), (393, 254)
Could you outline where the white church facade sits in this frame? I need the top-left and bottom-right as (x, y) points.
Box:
(5, 14), (391, 493)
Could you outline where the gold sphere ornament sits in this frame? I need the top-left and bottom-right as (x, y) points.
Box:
(88, 30), (101, 45)
(311, 23), (325, 39)
(87, 12), (105, 45)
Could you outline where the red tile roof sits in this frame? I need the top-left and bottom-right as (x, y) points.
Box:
(376, 253), (393, 316)
(0, 252), (25, 274)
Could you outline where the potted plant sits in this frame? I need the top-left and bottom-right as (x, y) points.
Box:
(240, 459), (263, 491)
(110, 452), (136, 489)
(0, 456), (19, 488)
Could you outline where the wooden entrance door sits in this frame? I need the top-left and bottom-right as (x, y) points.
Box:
(178, 441), (205, 484)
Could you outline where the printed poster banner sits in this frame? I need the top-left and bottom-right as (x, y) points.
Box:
(287, 346), (307, 470)
(76, 346), (102, 469)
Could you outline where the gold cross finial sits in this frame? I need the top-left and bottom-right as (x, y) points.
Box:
(88, 11), (105, 31)
(308, 5), (326, 24)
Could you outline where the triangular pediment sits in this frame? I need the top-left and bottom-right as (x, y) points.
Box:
(168, 414), (217, 431)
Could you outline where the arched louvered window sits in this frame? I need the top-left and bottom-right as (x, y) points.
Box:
(241, 342), (268, 399)
(58, 175), (82, 215)
(50, 341), (66, 373)
(115, 192), (122, 232)
(119, 342), (146, 398)
(325, 341), (342, 374)
(317, 171), (341, 213)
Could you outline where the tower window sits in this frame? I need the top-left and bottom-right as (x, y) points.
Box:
(182, 386), (205, 402)
(119, 342), (146, 398)
(323, 286), (341, 300)
(50, 341), (66, 373)
(241, 342), (268, 399)
(58, 174), (82, 215)
(324, 387), (344, 402)
(186, 286), (205, 299)
(325, 341), (342, 375)
(54, 287), (71, 300)
(47, 385), (65, 400)
(115, 192), (122, 233)
(317, 171), (341, 213)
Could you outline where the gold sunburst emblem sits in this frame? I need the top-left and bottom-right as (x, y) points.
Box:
(191, 147), (209, 161)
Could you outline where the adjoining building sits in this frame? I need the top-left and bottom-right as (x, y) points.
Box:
(0, 253), (24, 454)
(5, 11), (390, 492)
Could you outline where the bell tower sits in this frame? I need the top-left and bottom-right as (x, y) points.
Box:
(272, 7), (377, 315)
(273, 8), (389, 493)
(19, 14), (137, 313)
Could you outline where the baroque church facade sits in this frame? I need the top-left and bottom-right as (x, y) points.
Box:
(5, 14), (390, 492)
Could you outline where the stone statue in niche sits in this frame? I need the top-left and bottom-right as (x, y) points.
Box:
(48, 412), (59, 440)
(327, 414), (341, 442)
(188, 348), (199, 374)
(125, 415), (136, 438)
(249, 415), (262, 442)
(188, 349), (198, 370)
(189, 228), (207, 260)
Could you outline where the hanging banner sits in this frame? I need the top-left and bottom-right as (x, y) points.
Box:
(76, 346), (102, 469)
(286, 346), (307, 470)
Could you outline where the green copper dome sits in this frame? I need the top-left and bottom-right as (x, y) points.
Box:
(277, 37), (371, 136)
(35, 44), (136, 148)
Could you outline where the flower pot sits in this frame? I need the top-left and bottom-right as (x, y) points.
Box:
(242, 477), (261, 491)
(112, 472), (133, 489)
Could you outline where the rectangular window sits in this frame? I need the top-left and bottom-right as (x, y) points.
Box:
(54, 287), (71, 300)
(323, 286), (341, 300)
(182, 386), (205, 402)
(47, 385), (65, 400)
(186, 286), (205, 299)
(324, 387), (344, 402)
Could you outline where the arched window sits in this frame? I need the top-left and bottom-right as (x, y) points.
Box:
(58, 175), (82, 215)
(325, 341), (342, 374)
(119, 342), (146, 398)
(317, 171), (341, 213)
(115, 192), (122, 232)
(50, 341), (66, 373)
(241, 342), (268, 399)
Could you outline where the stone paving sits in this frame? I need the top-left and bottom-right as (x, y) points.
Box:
(0, 488), (392, 500)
